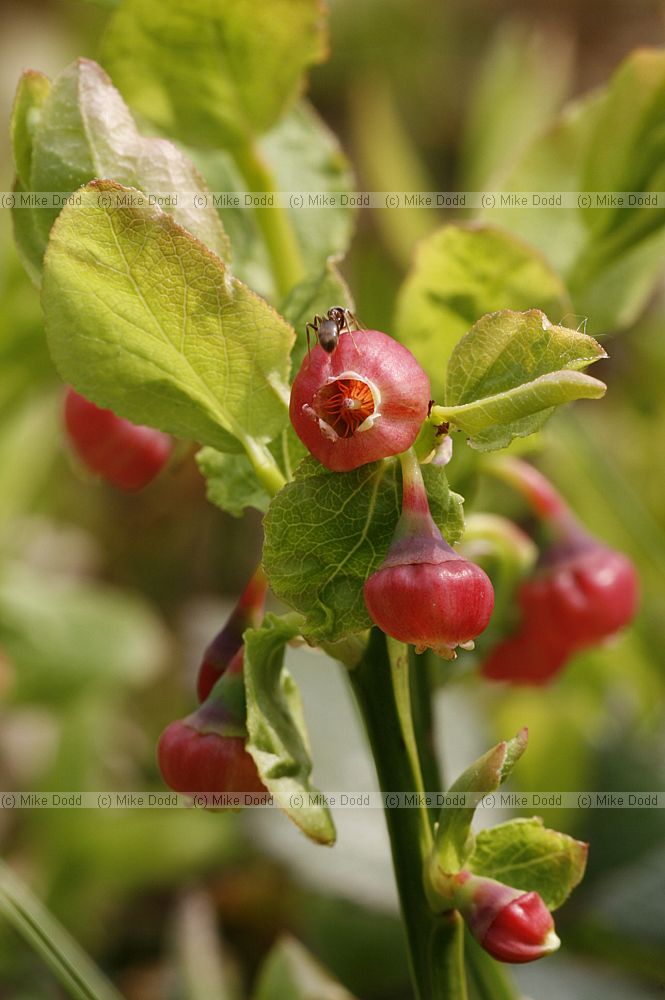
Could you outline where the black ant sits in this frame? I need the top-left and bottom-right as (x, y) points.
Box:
(305, 306), (363, 355)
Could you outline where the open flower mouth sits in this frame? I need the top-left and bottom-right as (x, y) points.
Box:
(290, 329), (430, 469)
(310, 372), (381, 439)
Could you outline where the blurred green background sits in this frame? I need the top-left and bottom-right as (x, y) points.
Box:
(1, 0), (665, 997)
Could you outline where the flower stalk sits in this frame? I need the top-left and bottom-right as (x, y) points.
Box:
(349, 629), (469, 999)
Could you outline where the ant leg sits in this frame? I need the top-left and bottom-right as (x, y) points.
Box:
(305, 316), (324, 359)
(305, 322), (315, 358)
(347, 310), (364, 332)
(343, 310), (363, 351)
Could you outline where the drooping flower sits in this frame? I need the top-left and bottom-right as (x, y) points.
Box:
(63, 387), (171, 491)
(158, 653), (264, 796)
(482, 458), (638, 684)
(363, 450), (494, 657)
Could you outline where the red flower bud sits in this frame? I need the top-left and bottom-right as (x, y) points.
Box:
(158, 721), (264, 795)
(452, 872), (559, 964)
(64, 388), (171, 491)
(289, 330), (430, 471)
(482, 891), (559, 964)
(363, 451), (494, 657)
(483, 527), (638, 685)
(158, 662), (264, 795)
(196, 567), (268, 702)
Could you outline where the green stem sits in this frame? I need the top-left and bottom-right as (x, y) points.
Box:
(464, 929), (520, 1000)
(411, 651), (443, 823)
(232, 142), (305, 298)
(459, 513), (537, 633)
(242, 436), (286, 496)
(387, 637), (432, 857)
(349, 629), (467, 999)
(434, 914), (469, 1000)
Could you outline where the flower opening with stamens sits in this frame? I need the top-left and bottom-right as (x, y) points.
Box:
(311, 373), (378, 439)
(290, 329), (430, 471)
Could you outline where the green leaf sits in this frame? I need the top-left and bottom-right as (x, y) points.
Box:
(432, 729), (528, 874)
(253, 936), (357, 1000)
(482, 94), (600, 279)
(468, 817), (588, 911)
(395, 224), (572, 399)
(42, 181), (294, 453)
(0, 563), (166, 704)
(196, 448), (271, 518)
(280, 256), (354, 371)
(22, 59), (229, 271)
(10, 71), (52, 285)
(437, 309), (606, 450)
(11, 180), (48, 287)
(263, 457), (464, 643)
(459, 20), (573, 191)
(244, 615), (336, 845)
(101, 0), (328, 149)
(198, 426), (306, 518)
(10, 69), (51, 188)
(483, 49), (665, 332)
(261, 101), (357, 274)
(189, 102), (357, 303)
(440, 370), (607, 451)
(0, 860), (124, 1000)
(186, 145), (273, 298)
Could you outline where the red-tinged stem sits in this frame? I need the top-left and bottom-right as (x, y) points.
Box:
(204, 566), (268, 668)
(393, 449), (447, 549)
(236, 565), (269, 620)
(484, 456), (569, 521)
(400, 448), (432, 517)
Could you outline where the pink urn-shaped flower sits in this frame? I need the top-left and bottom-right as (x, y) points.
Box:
(363, 451), (494, 657)
(158, 652), (264, 796)
(289, 329), (430, 472)
(64, 387), (171, 491)
(482, 459), (638, 684)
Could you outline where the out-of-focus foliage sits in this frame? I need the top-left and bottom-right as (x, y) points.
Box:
(1, 0), (665, 997)
(484, 49), (665, 333)
(395, 223), (573, 396)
